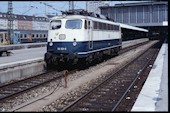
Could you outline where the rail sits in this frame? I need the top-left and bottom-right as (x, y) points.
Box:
(61, 41), (161, 111)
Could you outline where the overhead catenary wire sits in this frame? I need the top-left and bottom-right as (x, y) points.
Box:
(0, 1), (88, 16)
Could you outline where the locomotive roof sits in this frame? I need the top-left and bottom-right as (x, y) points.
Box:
(51, 15), (86, 20)
(51, 15), (119, 25)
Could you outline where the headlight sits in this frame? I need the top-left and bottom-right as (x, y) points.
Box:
(73, 38), (77, 46)
(49, 42), (53, 46)
(59, 34), (66, 40)
(73, 42), (77, 46)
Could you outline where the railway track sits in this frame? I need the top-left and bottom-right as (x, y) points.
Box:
(0, 41), (150, 105)
(115, 51), (159, 111)
(61, 41), (161, 111)
(114, 39), (163, 111)
(0, 71), (63, 102)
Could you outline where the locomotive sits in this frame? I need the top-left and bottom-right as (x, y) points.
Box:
(44, 10), (122, 68)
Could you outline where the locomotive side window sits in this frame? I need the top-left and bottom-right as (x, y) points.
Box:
(94, 21), (97, 29)
(97, 22), (99, 29)
(115, 25), (117, 30)
(92, 21), (100, 30)
(99, 22), (102, 29)
(108, 24), (112, 30)
(115, 25), (118, 31)
(103, 23), (106, 30)
(113, 25), (115, 30)
(111, 25), (114, 30)
(50, 20), (61, 30)
(106, 24), (108, 30)
(65, 20), (82, 29)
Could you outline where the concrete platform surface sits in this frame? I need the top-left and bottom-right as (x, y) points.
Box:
(131, 42), (168, 111)
(0, 42), (46, 51)
(0, 47), (46, 65)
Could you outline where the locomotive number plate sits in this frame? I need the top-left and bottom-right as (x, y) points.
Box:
(57, 47), (67, 50)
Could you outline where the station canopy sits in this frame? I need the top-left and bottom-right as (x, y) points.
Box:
(117, 22), (148, 32)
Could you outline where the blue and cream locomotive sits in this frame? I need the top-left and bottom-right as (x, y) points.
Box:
(44, 10), (122, 68)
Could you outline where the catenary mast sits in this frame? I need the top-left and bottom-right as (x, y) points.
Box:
(69, 1), (74, 11)
(7, 1), (13, 44)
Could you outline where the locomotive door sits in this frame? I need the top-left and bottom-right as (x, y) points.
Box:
(0, 33), (3, 44)
(88, 20), (93, 49)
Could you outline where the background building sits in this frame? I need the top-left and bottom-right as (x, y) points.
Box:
(99, 1), (168, 39)
(87, 1), (109, 14)
(100, 1), (168, 26)
(0, 12), (51, 43)
(0, 12), (50, 31)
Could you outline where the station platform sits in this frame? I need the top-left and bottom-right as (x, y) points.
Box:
(131, 39), (168, 111)
(0, 42), (46, 52)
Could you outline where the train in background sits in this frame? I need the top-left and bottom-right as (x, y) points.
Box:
(0, 30), (48, 45)
(44, 10), (122, 68)
(18, 30), (48, 43)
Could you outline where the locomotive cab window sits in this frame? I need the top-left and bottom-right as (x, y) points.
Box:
(65, 19), (82, 29)
(50, 20), (61, 30)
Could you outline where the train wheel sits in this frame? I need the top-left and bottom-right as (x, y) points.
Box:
(77, 58), (89, 70)
(46, 60), (56, 70)
(45, 58), (58, 70)
(46, 62), (52, 70)
(114, 47), (120, 56)
(65, 60), (75, 70)
(95, 52), (103, 63)
(115, 51), (119, 56)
